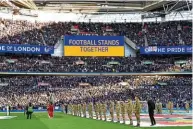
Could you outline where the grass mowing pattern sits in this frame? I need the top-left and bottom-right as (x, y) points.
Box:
(0, 112), (192, 129)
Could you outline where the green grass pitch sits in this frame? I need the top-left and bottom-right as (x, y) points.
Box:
(0, 112), (192, 129)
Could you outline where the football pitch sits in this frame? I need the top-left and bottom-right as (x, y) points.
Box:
(0, 112), (192, 129)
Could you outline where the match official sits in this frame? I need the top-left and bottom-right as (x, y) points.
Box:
(26, 102), (33, 119)
(147, 99), (156, 126)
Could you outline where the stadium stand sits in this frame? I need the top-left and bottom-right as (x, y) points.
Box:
(0, 76), (191, 109)
(0, 1), (192, 128)
(0, 55), (191, 72)
(0, 0), (192, 121)
(0, 19), (192, 46)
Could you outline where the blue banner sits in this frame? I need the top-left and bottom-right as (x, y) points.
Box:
(64, 35), (124, 46)
(64, 35), (124, 56)
(0, 44), (54, 54)
(140, 46), (192, 54)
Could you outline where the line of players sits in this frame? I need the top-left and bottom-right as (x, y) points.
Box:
(68, 98), (190, 127)
(69, 97), (141, 127)
(166, 101), (190, 114)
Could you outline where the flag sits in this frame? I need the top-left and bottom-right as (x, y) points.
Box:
(6, 59), (18, 63)
(107, 61), (120, 65)
(138, 31), (142, 36)
(79, 31), (97, 35)
(73, 25), (79, 29)
(71, 25), (79, 31)
(49, 93), (54, 104)
(142, 61), (154, 65)
(106, 26), (113, 31)
(157, 82), (167, 86)
(38, 82), (50, 87)
(74, 60), (85, 65)
(40, 60), (51, 64)
(0, 83), (8, 87)
(79, 83), (90, 87)
(183, 26), (190, 29)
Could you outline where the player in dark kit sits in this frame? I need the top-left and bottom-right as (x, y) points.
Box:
(65, 103), (68, 114)
(147, 99), (156, 126)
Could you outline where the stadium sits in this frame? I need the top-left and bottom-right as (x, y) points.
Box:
(0, 0), (192, 129)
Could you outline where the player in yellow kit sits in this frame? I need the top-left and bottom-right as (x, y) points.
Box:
(168, 101), (173, 115)
(78, 104), (82, 117)
(82, 102), (87, 118)
(134, 96), (141, 127)
(158, 102), (162, 114)
(115, 101), (120, 123)
(102, 102), (107, 121)
(75, 104), (78, 116)
(185, 101), (190, 113)
(176, 103), (179, 111)
(72, 104), (75, 115)
(88, 102), (93, 118)
(69, 103), (73, 115)
(98, 101), (102, 120)
(127, 99), (133, 125)
(109, 100), (114, 122)
(120, 101), (126, 124)
(94, 102), (99, 119)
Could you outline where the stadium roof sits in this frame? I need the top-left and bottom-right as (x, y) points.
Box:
(0, 0), (192, 14)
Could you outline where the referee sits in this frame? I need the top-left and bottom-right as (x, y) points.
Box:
(26, 102), (33, 119)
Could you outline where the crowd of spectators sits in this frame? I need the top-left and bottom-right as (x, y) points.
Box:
(0, 75), (191, 109)
(144, 22), (192, 46)
(0, 18), (192, 112)
(0, 55), (191, 72)
(0, 19), (192, 46)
